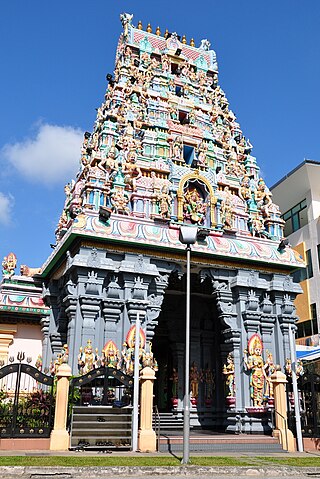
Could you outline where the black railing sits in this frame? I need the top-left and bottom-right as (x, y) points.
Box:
(0, 354), (54, 438)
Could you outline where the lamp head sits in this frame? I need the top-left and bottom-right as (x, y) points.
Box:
(179, 226), (198, 245)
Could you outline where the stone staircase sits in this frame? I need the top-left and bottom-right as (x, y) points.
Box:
(153, 411), (184, 431)
(153, 412), (284, 453)
(158, 432), (284, 453)
(70, 406), (132, 450)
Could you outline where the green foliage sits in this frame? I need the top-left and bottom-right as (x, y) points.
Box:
(0, 389), (54, 429)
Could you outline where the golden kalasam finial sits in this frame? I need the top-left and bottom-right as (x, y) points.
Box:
(155, 26), (161, 36)
(164, 29), (169, 39)
(137, 20), (143, 30)
(190, 38), (195, 47)
(146, 23), (152, 33)
(182, 35), (187, 44)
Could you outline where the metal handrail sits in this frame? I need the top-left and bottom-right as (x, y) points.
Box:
(153, 405), (161, 451)
(274, 409), (289, 451)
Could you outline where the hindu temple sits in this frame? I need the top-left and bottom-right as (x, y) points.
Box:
(0, 13), (304, 435)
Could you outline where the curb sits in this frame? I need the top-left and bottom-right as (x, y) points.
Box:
(2, 465), (320, 477)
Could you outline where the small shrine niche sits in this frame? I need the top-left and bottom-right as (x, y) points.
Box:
(177, 174), (216, 228)
(183, 185), (208, 225)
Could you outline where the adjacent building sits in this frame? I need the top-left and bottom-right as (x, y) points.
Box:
(271, 160), (320, 347)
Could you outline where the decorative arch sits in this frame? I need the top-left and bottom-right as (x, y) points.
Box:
(177, 170), (217, 226)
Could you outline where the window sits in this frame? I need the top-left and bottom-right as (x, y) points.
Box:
(179, 110), (189, 124)
(296, 304), (319, 338)
(183, 145), (195, 165)
(175, 86), (183, 97)
(292, 268), (307, 283)
(171, 63), (181, 75)
(282, 199), (307, 236)
(306, 249), (313, 279)
(311, 303), (319, 335)
(317, 244), (320, 270)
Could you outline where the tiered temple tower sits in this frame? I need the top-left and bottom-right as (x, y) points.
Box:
(39, 14), (303, 432)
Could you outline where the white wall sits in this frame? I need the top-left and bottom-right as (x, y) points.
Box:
(8, 324), (42, 367)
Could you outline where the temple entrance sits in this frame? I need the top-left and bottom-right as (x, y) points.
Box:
(152, 272), (226, 429)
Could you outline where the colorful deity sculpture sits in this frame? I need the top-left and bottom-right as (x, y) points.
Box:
(223, 353), (235, 397)
(190, 362), (200, 400)
(78, 340), (98, 375)
(255, 178), (273, 218)
(170, 368), (179, 398)
(244, 334), (265, 407)
(220, 186), (234, 229)
(285, 358), (304, 378)
(51, 344), (70, 375)
(35, 354), (43, 371)
(183, 187), (207, 224)
(263, 350), (276, 399)
(110, 188), (131, 215)
(102, 340), (119, 368)
(202, 366), (215, 403)
(157, 185), (172, 219)
(2, 252), (17, 279)
(141, 341), (158, 370)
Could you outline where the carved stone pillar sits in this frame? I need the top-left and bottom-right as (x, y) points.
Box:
(63, 295), (78, 372)
(50, 332), (64, 358)
(79, 296), (100, 345)
(278, 294), (297, 366)
(222, 327), (241, 410)
(40, 316), (50, 371)
(242, 289), (261, 338)
(270, 274), (302, 368)
(146, 274), (168, 342)
(212, 282), (240, 412)
(102, 298), (124, 345)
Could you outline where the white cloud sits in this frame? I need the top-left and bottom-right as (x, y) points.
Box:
(0, 192), (13, 225)
(1, 123), (83, 185)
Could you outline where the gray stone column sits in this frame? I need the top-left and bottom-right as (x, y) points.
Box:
(102, 298), (123, 344)
(212, 282), (240, 410)
(270, 274), (302, 368)
(102, 275), (124, 350)
(40, 316), (50, 371)
(79, 296), (101, 345)
(63, 295), (78, 372)
(222, 327), (241, 409)
(260, 294), (276, 355)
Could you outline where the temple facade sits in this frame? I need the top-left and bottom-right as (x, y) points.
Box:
(1, 14), (304, 433)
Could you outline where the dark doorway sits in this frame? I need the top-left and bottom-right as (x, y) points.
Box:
(152, 272), (225, 428)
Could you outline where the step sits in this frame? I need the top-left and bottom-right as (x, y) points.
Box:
(73, 414), (132, 422)
(71, 431), (131, 438)
(158, 434), (284, 453)
(72, 421), (131, 431)
(73, 406), (132, 414)
(70, 439), (131, 448)
(70, 405), (133, 450)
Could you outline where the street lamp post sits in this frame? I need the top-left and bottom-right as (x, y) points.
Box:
(179, 226), (198, 465)
(288, 324), (304, 452)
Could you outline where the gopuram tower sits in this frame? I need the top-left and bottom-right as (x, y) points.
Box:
(41, 14), (303, 432)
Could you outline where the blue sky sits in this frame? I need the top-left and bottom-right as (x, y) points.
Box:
(1, 0), (320, 269)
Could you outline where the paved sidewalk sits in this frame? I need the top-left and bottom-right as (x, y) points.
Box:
(1, 464), (320, 478)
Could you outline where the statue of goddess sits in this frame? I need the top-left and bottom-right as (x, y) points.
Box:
(223, 353), (235, 397)
(244, 334), (266, 407)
